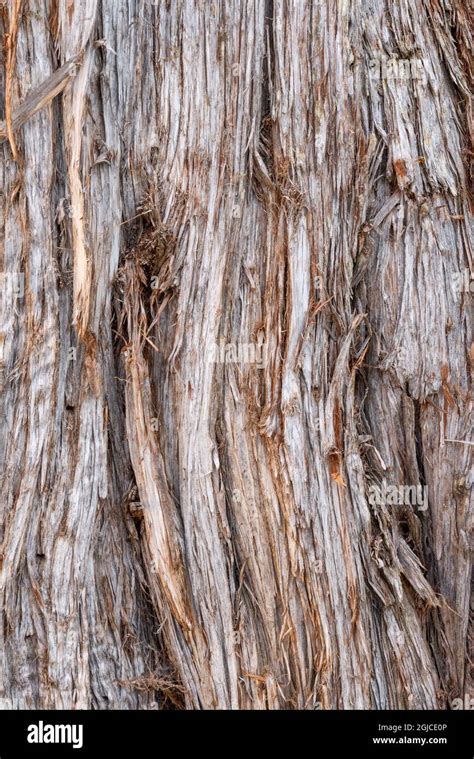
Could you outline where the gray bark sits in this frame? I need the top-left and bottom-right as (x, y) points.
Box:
(0, 0), (472, 710)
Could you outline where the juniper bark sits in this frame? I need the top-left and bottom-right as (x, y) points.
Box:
(0, 0), (472, 709)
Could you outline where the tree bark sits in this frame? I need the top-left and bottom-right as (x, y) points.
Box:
(0, 0), (471, 710)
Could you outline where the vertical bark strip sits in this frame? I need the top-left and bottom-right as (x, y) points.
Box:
(0, 1), (471, 709)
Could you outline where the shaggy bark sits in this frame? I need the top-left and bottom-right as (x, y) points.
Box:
(0, 0), (471, 709)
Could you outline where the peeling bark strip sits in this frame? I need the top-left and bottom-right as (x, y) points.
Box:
(0, 56), (80, 142)
(0, 1), (472, 710)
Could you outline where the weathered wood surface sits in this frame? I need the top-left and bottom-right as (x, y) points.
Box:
(0, 1), (472, 709)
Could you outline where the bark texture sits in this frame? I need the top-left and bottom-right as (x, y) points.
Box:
(0, 0), (472, 709)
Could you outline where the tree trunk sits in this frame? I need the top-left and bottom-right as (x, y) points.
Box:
(0, 0), (471, 710)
